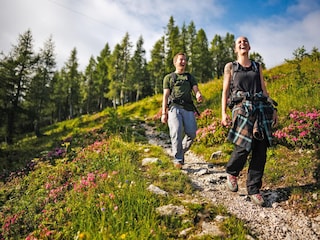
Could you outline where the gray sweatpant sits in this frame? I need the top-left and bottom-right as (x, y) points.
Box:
(168, 105), (197, 163)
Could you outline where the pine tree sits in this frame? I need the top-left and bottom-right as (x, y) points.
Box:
(51, 69), (69, 121)
(95, 43), (111, 110)
(63, 48), (81, 118)
(192, 29), (212, 83)
(148, 37), (166, 95)
(119, 33), (132, 106)
(128, 36), (149, 102)
(0, 29), (37, 143)
(164, 16), (181, 73)
(186, 21), (197, 73)
(24, 36), (56, 135)
(82, 56), (97, 114)
(107, 44), (122, 108)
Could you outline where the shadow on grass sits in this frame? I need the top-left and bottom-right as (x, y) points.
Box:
(0, 128), (72, 182)
(262, 183), (320, 214)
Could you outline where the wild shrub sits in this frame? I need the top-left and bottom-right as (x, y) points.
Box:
(195, 109), (230, 146)
(273, 109), (320, 149)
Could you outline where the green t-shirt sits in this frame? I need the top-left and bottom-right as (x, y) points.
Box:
(163, 72), (197, 111)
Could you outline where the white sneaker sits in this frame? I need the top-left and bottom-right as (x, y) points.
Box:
(250, 193), (265, 206)
(226, 174), (238, 192)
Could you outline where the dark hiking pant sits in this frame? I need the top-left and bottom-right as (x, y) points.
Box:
(226, 137), (268, 195)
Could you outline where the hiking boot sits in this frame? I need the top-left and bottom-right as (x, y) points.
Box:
(174, 162), (183, 169)
(174, 159), (183, 169)
(250, 193), (265, 206)
(226, 174), (238, 192)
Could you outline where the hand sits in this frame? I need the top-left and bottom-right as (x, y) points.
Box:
(272, 110), (278, 127)
(221, 113), (231, 126)
(196, 92), (203, 103)
(161, 114), (168, 124)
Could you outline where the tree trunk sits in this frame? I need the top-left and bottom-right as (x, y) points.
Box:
(6, 109), (14, 144)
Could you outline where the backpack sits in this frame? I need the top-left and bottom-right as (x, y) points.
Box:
(227, 60), (259, 109)
(168, 72), (200, 115)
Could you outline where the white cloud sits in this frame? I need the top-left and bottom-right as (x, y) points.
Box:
(237, 8), (320, 68)
(1, 0), (319, 71)
(287, 0), (320, 16)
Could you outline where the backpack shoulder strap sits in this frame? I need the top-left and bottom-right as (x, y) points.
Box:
(232, 61), (239, 73)
(170, 72), (176, 93)
(251, 60), (259, 72)
(170, 72), (177, 82)
(185, 72), (192, 89)
(226, 62), (238, 109)
(230, 61), (238, 92)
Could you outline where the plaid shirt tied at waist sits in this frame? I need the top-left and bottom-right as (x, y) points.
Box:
(228, 92), (275, 151)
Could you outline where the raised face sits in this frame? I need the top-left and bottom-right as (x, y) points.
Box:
(174, 54), (187, 69)
(234, 36), (251, 54)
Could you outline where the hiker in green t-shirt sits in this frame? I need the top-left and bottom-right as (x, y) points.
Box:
(161, 52), (203, 168)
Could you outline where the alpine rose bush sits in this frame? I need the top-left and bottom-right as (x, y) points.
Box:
(273, 109), (320, 149)
(196, 109), (230, 146)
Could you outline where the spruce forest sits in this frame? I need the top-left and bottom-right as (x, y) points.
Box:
(0, 16), (265, 145)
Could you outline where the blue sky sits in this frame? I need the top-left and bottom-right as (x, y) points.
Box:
(1, 0), (320, 71)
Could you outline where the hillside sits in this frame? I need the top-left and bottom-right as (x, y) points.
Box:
(0, 57), (319, 239)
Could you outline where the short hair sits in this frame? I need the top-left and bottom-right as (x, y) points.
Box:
(234, 36), (250, 48)
(173, 52), (187, 64)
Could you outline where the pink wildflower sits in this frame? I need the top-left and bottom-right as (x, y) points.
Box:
(100, 172), (108, 179)
(299, 131), (308, 137)
(45, 183), (52, 190)
(87, 173), (95, 182)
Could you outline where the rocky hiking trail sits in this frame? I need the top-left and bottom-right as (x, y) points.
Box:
(143, 123), (320, 240)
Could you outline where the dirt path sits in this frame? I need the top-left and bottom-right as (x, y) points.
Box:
(144, 123), (320, 240)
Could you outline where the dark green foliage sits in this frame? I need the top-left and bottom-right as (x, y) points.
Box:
(0, 18), (266, 144)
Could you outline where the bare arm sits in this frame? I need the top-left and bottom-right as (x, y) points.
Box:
(192, 85), (203, 103)
(221, 62), (232, 126)
(259, 65), (269, 97)
(161, 88), (171, 123)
